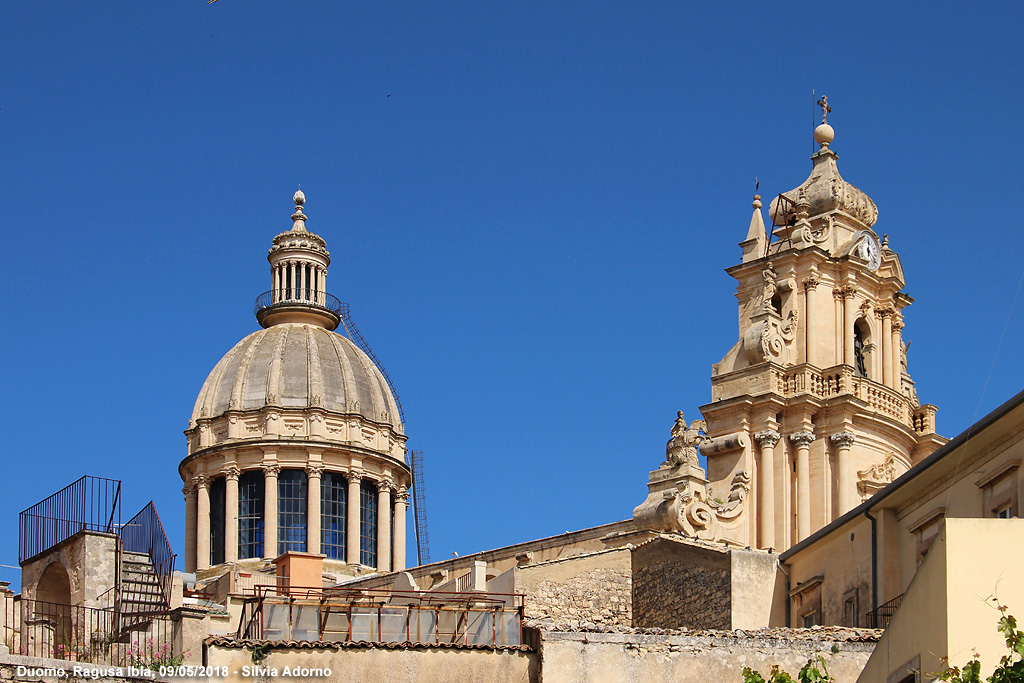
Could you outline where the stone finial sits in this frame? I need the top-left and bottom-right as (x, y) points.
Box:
(291, 187), (307, 232)
(814, 96), (835, 149)
(752, 194), (762, 210)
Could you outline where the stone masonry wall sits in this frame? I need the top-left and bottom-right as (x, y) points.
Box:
(515, 549), (631, 628)
(632, 538), (731, 629)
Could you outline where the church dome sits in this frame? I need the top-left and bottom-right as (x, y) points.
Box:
(190, 322), (402, 431)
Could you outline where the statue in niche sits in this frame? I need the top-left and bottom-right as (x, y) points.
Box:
(853, 325), (868, 377)
(665, 412), (707, 469)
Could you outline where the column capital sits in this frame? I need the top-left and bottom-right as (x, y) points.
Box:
(262, 463), (281, 477)
(182, 481), (195, 497)
(789, 430), (816, 447)
(803, 274), (820, 291)
(192, 474), (209, 489)
(891, 315), (905, 332)
(305, 464), (325, 477)
(754, 429), (781, 448)
(395, 487), (410, 504)
(376, 478), (395, 494)
(830, 431), (857, 449)
(876, 304), (895, 319)
(348, 467), (363, 481)
(221, 465), (240, 481)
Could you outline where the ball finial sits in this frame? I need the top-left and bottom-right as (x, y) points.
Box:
(814, 123), (835, 148)
(752, 194), (762, 209)
(293, 189), (305, 206)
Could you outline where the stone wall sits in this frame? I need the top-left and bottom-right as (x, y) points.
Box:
(206, 639), (538, 683)
(632, 538), (731, 629)
(514, 549), (631, 628)
(538, 627), (878, 683)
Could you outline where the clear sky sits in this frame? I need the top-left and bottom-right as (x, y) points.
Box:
(2, 1), (1023, 588)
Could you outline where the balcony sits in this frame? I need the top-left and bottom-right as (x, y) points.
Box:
(254, 289), (343, 330)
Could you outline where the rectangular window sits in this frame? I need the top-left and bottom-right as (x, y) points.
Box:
(845, 596), (857, 627)
(278, 470), (308, 555)
(209, 477), (226, 566)
(238, 470), (265, 559)
(321, 472), (347, 560)
(996, 504), (1013, 519)
(802, 611), (819, 628)
(360, 480), (378, 567)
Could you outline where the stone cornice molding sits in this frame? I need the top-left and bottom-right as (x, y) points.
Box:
(754, 429), (781, 448)
(830, 431), (857, 449)
(789, 430), (816, 447)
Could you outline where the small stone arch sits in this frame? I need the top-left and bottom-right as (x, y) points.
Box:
(33, 561), (72, 650)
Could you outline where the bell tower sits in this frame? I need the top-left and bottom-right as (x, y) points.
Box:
(699, 99), (946, 551)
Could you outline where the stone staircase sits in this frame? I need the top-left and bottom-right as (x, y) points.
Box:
(116, 550), (168, 634)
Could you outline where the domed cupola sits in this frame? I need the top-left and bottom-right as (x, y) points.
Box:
(180, 191), (411, 581)
(767, 97), (880, 256)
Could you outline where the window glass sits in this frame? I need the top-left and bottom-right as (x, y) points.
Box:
(238, 470), (265, 559)
(321, 472), (347, 560)
(278, 470), (308, 555)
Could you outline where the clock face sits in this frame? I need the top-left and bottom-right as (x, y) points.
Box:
(856, 235), (882, 271)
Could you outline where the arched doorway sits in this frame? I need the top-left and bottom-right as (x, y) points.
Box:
(33, 562), (72, 656)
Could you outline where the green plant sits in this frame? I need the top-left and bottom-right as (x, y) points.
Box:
(250, 642), (272, 666)
(936, 602), (1024, 682)
(742, 655), (832, 683)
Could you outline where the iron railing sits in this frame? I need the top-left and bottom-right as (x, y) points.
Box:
(19, 476), (121, 563)
(11, 598), (175, 667)
(120, 502), (176, 613)
(254, 289), (344, 317)
(866, 592), (904, 629)
(236, 585), (524, 648)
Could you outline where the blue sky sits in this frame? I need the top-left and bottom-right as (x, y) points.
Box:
(2, 1), (1023, 587)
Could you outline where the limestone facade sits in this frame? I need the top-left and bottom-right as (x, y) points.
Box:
(180, 191), (410, 580)
(634, 110), (946, 553)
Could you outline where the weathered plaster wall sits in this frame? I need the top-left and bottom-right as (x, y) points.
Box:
(514, 549), (631, 628)
(206, 641), (538, 683)
(632, 539), (731, 629)
(539, 628), (877, 683)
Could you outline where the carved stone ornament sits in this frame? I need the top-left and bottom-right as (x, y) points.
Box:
(305, 464), (325, 477)
(803, 273), (821, 291)
(192, 474), (208, 489)
(743, 307), (799, 365)
(789, 430), (816, 447)
(664, 411), (708, 469)
(396, 487), (411, 504)
(857, 453), (904, 500)
(754, 429), (781, 448)
(262, 463), (281, 477)
(830, 431), (857, 450)
(759, 262), (778, 311)
(222, 465), (240, 480)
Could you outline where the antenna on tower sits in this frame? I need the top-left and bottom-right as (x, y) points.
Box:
(811, 89), (816, 154)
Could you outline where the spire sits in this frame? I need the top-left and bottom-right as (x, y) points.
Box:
(254, 190), (339, 330)
(741, 193), (767, 263)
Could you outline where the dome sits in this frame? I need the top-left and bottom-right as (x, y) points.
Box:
(190, 322), (402, 431)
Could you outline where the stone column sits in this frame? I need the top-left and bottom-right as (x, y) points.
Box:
(306, 465), (323, 555)
(880, 308), (893, 387)
(183, 482), (197, 573)
(803, 276), (819, 367)
(263, 464), (280, 559)
(892, 316), (905, 391)
(790, 431), (816, 542)
(223, 467), (239, 564)
(394, 487), (408, 571)
(195, 476), (210, 571)
(754, 430), (780, 550)
(347, 469), (362, 566)
(377, 481), (392, 572)
(831, 432), (858, 517)
(843, 289), (857, 368)
(833, 287), (845, 366)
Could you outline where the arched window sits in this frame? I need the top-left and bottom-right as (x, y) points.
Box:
(209, 477), (226, 566)
(321, 472), (347, 560)
(238, 470), (265, 559)
(278, 470), (307, 555)
(360, 480), (378, 567)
